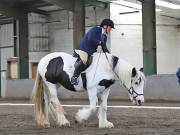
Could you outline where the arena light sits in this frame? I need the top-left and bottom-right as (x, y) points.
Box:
(156, 0), (180, 9)
(113, 0), (161, 12)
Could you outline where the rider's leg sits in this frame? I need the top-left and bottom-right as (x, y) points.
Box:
(71, 50), (88, 85)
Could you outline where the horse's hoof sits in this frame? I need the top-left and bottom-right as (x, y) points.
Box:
(107, 122), (114, 128)
(62, 123), (70, 127)
(75, 116), (84, 123)
(43, 123), (50, 128)
(38, 121), (50, 128)
(57, 120), (70, 127)
(99, 121), (114, 128)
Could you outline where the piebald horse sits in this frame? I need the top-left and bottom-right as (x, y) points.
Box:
(32, 52), (145, 128)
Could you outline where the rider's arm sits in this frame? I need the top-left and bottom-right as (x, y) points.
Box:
(87, 27), (101, 45)
(100, 42), (110, 53)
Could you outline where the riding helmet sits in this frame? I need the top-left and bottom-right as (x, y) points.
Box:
(100, 18), (115, 29)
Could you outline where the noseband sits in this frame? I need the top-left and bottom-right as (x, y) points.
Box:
(128, 86), (144, 99)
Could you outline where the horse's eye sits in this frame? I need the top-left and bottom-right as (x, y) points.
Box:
(135, 82), (138, 85)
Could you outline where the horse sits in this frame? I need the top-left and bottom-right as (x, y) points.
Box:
(32, 51), (146, 128)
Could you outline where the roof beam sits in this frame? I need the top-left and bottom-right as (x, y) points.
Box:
(0, 2), (27, 19)
(0, 15), (10, 20)
(44, 0), (74, 11)
(0, 1), (48, 17)
(23, 1), (53, 8)
(26, 8), (49, 16)
(85, 0), (107, 8)
(0, 18), (13, 25)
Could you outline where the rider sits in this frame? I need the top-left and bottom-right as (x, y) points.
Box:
(71, 18), (115, 85)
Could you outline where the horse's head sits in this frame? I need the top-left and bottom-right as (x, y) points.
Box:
(93, 53), (146, 105)
(113, 57), (146, 106)
(128, 68), (145, 106)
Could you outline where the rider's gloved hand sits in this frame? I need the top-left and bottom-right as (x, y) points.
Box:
(101, 42), (110, 53)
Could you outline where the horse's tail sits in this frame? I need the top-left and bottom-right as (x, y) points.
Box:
(31, 71), (50, 126)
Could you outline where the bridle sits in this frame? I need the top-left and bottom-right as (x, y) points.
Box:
(128, 86), (144, 99)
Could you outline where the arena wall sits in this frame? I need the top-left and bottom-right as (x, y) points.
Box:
(1, 75), (179, 101)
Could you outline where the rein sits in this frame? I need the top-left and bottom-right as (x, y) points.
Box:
(92, 51), (102, 80)
(104, 52), (120, 80)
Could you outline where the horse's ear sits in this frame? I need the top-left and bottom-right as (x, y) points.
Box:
(140, 67), (143, 72)
(132, 67), (137, 77)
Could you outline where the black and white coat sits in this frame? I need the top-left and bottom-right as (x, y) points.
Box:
(32, 52), (145, 128)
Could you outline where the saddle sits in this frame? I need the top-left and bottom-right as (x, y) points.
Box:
(73, 50), (92, 70)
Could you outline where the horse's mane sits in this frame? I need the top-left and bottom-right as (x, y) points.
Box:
(116, 58), (134, 89)
(92, 52), (134, 89)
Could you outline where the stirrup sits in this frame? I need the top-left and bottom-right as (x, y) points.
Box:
(71, 76), (79, 85)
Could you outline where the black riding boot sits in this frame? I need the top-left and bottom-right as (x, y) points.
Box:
(71, 59), (86, 85)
